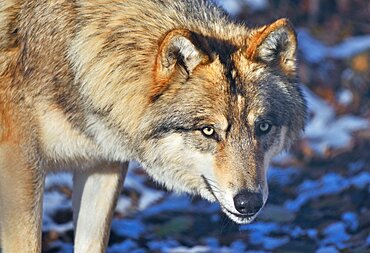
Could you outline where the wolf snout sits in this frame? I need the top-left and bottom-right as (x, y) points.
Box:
(233, 190), (264, 216)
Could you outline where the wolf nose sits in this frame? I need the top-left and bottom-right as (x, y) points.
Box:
(233, 190), (264, 215)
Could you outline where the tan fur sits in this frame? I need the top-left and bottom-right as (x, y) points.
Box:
(246, 18), (297, 76)
(152, 28), (212, 101)
(0, 0), (306, 252)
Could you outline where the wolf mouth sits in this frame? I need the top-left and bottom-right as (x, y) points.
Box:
(201, 175), (255, 221)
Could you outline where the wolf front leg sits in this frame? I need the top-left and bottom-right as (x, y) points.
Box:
(72, 162), (128, 253)
(0, 143), (45, 253)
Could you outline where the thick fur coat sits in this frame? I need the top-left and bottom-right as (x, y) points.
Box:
(0, 0), (306, 252)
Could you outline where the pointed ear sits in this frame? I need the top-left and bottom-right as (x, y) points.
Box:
(246, 18), (297, 76)
(152, 29), (207, 100)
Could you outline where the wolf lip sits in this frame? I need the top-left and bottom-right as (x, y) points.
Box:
(201, 175), (255, 221)
(223, 207), (255, 220)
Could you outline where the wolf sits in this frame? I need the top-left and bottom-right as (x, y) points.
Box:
(0, 0), (306, 252)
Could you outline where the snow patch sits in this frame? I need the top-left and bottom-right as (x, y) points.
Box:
(168, 246), (211, 253)
(125, 163), (165, 210)
(337, 89), (353, 106)
(302, 86), (369, 155)
(45, 173), (73, 189)
(342, 212), (359, 231)
(115, 196), (132, 214)
(107, 240), (139, 253)
(111, 219), (145, 239)
(285, 172), (370, 211)
(213, 0), (268, 15)
(268, 167), (299, 186)
(142, 195), (192, 217)
(316, 246), (339, 253)
(240, 222), (290, 250)
(43, 191), (70, 216)
(298, 29), (370, 63)
(321, 222), (350, 249)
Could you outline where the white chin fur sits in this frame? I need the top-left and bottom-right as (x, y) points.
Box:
(204, 184), (266, 224)
(221, 207), (258, 224)
(199, 188), (217, 202)
(199, 183), (257, 224)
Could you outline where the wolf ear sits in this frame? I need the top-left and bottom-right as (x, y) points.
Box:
(152, 29), (207, 100)
(246, 18), (297, 76)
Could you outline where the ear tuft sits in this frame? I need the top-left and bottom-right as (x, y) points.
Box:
(152, 29), (207, 101)
(162, 34), (202, 74)
(246, 18), (297, 76)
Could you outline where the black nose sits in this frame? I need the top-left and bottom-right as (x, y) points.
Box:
(233, 190), (264, 215)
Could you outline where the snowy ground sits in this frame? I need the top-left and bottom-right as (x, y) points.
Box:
(43, 146), (370, 253)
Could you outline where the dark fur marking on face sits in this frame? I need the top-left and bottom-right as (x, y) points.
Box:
(145, 115), (206, 140)
(190, 33), (241, 96)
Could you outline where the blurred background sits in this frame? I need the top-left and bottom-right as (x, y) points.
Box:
(42, 1), (370, 252)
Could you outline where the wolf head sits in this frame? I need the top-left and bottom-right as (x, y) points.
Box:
(139, 19), (306, 224)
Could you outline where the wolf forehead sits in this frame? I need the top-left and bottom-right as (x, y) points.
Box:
(149, 32), (305, 130)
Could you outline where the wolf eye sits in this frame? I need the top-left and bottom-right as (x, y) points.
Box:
(202, 126), (215, 137)
(257, 122), (271, 135)
(259, 123), (270, 132)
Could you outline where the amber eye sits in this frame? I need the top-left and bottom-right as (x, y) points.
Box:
(202, 126), (215, 137)
(257, 122), (271, 135)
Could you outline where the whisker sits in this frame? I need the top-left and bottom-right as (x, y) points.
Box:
(203, 177), (223, 192)
(201, 175), (223, 195)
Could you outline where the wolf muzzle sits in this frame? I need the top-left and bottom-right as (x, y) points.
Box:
(233, 190), (264, 216)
